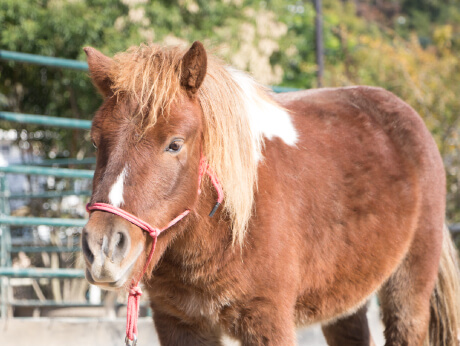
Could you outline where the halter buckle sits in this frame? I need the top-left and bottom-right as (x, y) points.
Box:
(209, 202), (221, 217)
(125, 335), (137, 346)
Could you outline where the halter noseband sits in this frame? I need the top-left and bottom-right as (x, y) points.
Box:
(85, 154), (223, 345)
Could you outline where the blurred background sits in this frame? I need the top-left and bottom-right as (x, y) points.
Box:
(0, 0), (459, 345)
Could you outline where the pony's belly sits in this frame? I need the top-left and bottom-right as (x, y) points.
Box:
(293, 218), (417, 327)
(292, 180), (420, 326)
(294, 284), (377, 327)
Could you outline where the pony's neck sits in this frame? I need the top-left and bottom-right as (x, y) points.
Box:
(157, 68), (300, 273)
(164, 179), (235, 278)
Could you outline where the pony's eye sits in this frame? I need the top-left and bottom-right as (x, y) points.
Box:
(92, 140), (98, 151)
(167, 139), (183, 153)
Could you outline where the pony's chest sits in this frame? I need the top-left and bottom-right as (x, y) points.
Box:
(181, 290), (231, 323)
(147, 277), (232, 324)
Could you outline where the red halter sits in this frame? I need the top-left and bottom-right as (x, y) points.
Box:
(86, 155), (223, 345)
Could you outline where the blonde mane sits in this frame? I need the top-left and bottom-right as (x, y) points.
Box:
(109, 44), (269, 244)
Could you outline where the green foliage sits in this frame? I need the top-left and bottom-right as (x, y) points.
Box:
(1, 0), (460, 221)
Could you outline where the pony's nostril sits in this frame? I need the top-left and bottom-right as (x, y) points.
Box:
(112, 230), (130, 263)
(116, 232), (125, 250)
(81, 229), (94, 264)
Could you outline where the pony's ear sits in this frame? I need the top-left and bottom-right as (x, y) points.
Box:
(180, 41), (207, 96)
(83, 47), (114, 97)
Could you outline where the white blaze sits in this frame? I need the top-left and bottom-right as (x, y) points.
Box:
(227, 67), (299, 157)
(108, 166), (127, 208)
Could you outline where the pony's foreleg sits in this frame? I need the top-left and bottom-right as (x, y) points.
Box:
(227, 297), (296, 346)
(321, 304), (375, 346)
(153, 310), (223, 346)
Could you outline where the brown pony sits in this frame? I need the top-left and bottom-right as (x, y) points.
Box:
(81, 41), (460, 345)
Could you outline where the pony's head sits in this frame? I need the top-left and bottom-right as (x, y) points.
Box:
(81, 42), (208, 289)
(81, 42), (260, 290)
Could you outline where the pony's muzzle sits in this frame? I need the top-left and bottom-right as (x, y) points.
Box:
(81, 220), (132, 283)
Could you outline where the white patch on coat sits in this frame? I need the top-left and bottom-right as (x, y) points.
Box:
(227, 67), (299, 159)
(181, 292), (231, 324)
(108, 166), (127, 208)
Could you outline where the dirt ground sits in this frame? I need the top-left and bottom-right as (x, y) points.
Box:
(0, 297), (385, 345)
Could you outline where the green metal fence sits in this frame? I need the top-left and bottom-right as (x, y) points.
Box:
(0, 50), (96, 318)
(0, 50), (88, 70)
(0, 156), (91, 316)
(0, 111), (92, 129)
(0, 112), (92, 317)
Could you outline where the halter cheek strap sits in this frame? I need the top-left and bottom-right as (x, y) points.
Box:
(85, 155), (223, 346)
(198, 154), (223, 216)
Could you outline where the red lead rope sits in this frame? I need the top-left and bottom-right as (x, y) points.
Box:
(86, 155), (223, 345)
